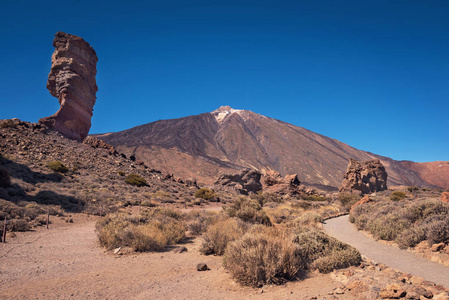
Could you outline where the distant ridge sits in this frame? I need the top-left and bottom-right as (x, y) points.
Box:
(95, 106), (449, 189)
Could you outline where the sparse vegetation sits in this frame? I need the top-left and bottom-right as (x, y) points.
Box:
(224, 196), (272, 226)
(223, 231), (302, 287)
(194, 188), (217, 201)
(200, 217), (250, 255)
(350, 198), (449, 248)
(118, 171), (126, 176)
(95, 208), (186, 252)
(390, 191), (406, 201)
(124, 173), (147, 187)
(47, 161), (69, 173)
(338, 192), (361, 211)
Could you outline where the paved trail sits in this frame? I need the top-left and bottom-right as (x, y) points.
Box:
(323, 215), (449, 288)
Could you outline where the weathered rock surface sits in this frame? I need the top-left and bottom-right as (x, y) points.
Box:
(83, 136), (117, 155)
(39, 32), (98, 141)
(339, 159), (388, 195)
(214, 169), (262, 195)
(350, 195), (373, 214)
(441, 192), (449, 204)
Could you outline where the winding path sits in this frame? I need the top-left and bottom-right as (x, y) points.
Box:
(323, 215), (449, 288)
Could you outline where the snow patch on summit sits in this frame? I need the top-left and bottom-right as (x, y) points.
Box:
(211, 106), (244, 123)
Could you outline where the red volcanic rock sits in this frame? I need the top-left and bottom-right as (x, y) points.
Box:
(83, 136), (117, 155)
(264, 170), (283, 186)
(350, 195), (372, 214)
(441, 192), (449, 204)
(39, 32), (98, 141)
(339, 159), (388, 195)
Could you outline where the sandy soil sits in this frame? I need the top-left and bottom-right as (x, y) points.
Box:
(0, 213), (355, 300)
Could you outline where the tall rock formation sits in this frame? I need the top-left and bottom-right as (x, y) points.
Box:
(339, 159), (388, 194)
(39, 32), (98, 141)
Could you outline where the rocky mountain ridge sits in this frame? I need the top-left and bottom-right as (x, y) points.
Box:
(95, 106), (449, 189)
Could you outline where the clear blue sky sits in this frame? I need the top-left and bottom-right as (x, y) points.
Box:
(1, 0), (448, 162)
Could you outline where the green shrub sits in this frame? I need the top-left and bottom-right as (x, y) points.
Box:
(223, 233), (302, 287)
(0, 166), (11, 188)
(200, 218), (249, 255)
(194, 188), (217, 201)
(124, 173), (147, 187)
(390, 191), (406, 201)
(47, 161), (68, 173)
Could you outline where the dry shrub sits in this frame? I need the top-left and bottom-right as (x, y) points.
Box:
(349, 198), (449, 249)
(185, 210), (219, 236)
(200, 218), (250, 255)
(225, 197), (272, 226)
(47, 161), (68, 173)
(96, 209), (186, 252)
(194, 188), (217, 201)
(367, 213), (409, 241)
(292, 212), (323, 228)
(390, 191), (407, 201)
(124, 173), (147, 187)
(338, 193), (361, 211)
(223, 232), (302, 287)
(8, 219), (32, 231)
(311, 248), (361, 273)
(292, 229), (361, 271)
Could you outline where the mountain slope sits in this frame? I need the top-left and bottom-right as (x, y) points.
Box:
(95, 106), (448, 188)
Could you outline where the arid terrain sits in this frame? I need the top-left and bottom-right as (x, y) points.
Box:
(95, 106), (449, 189)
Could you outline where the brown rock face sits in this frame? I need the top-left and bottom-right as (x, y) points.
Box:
(339, 159), (388, 195)
(214, 169), (262, 195)
(39, 32), (98, 141)
(83, 136), (117, 155)
(350, 195), (372, 214)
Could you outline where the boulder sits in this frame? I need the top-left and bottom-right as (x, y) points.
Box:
(339, 159), (388, 195)
(39, 32), (98, 141)
(264, 170), (283, 186)
(379, 283), (406, 299)
(214, 169), (262, 194)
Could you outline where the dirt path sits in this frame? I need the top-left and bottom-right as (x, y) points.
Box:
(0, 214), (353, 300)
(323, 215), (449, 288)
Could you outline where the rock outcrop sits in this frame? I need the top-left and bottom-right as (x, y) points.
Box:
(441, 192), (449, 204)
(83, 136), (117, 155)
(214, 169), (262, 195)
(339, 159), (388, 195)
(262, 170), (304, 195)
(39, 32), (98, 141)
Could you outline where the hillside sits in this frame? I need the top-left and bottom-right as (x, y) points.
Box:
(95, 106), (448, 188)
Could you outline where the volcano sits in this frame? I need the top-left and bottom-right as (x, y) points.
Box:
(95, 106), (448, 189)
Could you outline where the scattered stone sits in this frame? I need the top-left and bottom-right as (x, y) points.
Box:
(39, 31), (98, 141)
(174, 246), (188, 253)
(339, 158), (388, 194)
(196, 263), (210, 271)
(379, 283), (406, 299)
(431, 243), (446, 252)
(83, 136), (117, 155)
(113, 247), (121, 254)
(405, 286), (433, 299)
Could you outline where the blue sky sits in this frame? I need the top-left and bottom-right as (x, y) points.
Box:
(0, 0), (448, 162)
